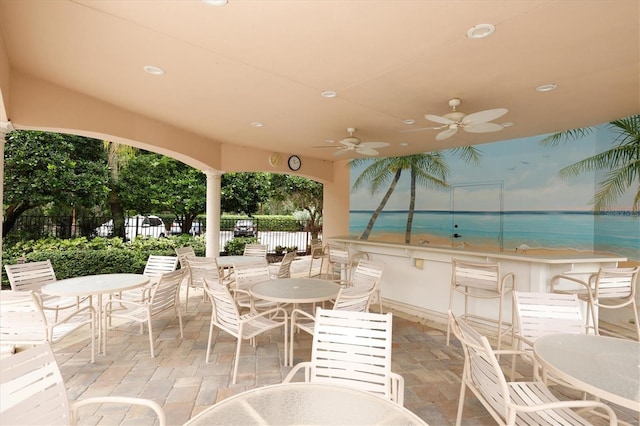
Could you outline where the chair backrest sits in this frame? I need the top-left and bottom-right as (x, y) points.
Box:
(143, 255), (179, 278)
(333, 285), (375, 312)
(0, 290), (48, 346)
(1, 342), (71, 424)
(148, 269), (184, 316)
(349, 259), (384, 291)
(591, 266), (639, 300)
(185, 257), (220, 287)
(448, 311), (509, 421)
(233, 259), (271, 291)
(243, 244), (268, 258)
(175, 246), (196, 269)
(308, 308), (395, 400)
(513, 291), (585, 350)
(327, 244), (349, 265)
(276, 251), (296, 279)
(202, 278), (240, 334)
(452, 258), (501, 292)
(4, 260), (57, 292)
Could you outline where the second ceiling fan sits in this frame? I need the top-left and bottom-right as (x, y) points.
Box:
(409, 98), (509, 141)
(316, 128), (389, 156)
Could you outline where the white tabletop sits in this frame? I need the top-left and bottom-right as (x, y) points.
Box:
(534, 333), (640, 412)
(42, 273), (149, 297)
(250, 278), (340, 304)
(216, 255), (264, 268)
(184, 382), (427, 425)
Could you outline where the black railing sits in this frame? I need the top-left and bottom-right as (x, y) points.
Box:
(7, 215), (319, 254)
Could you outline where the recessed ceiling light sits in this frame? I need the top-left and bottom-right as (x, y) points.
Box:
(202, 0), (228, 6)
(467, 24), (495, 39)
(502, 122), (514, 127)
(536, 84), (557, 92)
(143, 65), (165, 75)
(251, 122), (264, 127)
(403, 119), (415, 125)
(321, 90), (337, 98)
(325, 139), (336, 143)
(400, 142), (409, 147)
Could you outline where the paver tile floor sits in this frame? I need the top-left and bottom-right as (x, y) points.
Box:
(8, 256), (639, 425)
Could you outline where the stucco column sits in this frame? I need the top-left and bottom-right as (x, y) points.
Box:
(322, 159), (351, 239)
(0, 121), (13, 260)
(205, 169), (222, 258)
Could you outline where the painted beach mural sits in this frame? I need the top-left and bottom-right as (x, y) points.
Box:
(349, 116), (640, 263)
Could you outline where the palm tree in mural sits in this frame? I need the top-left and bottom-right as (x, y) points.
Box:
(540, 114), (639, 212)
(351, 147), (481, 242)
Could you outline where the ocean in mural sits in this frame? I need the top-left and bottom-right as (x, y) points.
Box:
(350, 210), (640, 261)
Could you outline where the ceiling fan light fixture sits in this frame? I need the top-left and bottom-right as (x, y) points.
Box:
(467, 24), (495, 39)
(143, 65), (165, 75)
(536, 84), (557, 92)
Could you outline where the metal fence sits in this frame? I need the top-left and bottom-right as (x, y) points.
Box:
(8, 215), (318, 254)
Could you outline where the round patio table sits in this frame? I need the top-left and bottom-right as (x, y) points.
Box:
(250, 277), (340, 305)
(183, 382), (427, 425)
(42, 273), (149, 355)
(534, 333), (640, 413)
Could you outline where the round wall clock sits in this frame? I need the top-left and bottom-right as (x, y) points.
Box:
(268, 153), (282, 167)
(288, 155), (301, 171)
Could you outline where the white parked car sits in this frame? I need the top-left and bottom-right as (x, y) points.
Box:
(95, 215), (167, 239)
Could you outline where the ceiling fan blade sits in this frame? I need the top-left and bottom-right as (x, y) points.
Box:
(312, 145), (341, 149)
(436, 127), (458, 140)
(333, 148), (349, 156)
(400, 125), (447, 133)
(463, 108), (508, 125)
(464, 122), (505, 133)
(425, 114), (455, 125)
(360, 141), (389, 149)
(356, 147), (379, 156)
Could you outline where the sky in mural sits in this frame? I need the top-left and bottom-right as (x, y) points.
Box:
(350, 125), (636, 212)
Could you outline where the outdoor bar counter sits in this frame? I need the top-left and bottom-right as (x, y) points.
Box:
(329, 236), (627, 325)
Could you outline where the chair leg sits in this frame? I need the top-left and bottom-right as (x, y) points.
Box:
(184, 282), (190, 312)
(455, 381), (467, 426)
(147, 317), (155, 358)
(205, 322), (214, 363)
(631, 300), (640, 341)
(446, 286), (456, 346)
(232, 337), (242, 384)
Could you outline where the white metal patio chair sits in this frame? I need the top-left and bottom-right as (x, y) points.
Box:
(448, 310), (617, 426)
(284, 308), (404, 406)
(232, 258), (279, 312)
(175, 246), (196, 296)
(104, 269), (185, 358)
(202, 278), (288, 384)
(0, 342), (165, 425)
(243, 243), (268, 258)
(184, 256), (220, 311)
(324, 244), (351, 286)
(4, 260), (86, 319)
(348, 259), (385, 313)
(511, 291), (586, 382)
(307, 241), (328, 278)
(272, 250), (296, 279)
(289, 285), (376, 365)
(0, 290), (96, 363)
(551, 266), (640, 341)
(446, 258), (515, 350)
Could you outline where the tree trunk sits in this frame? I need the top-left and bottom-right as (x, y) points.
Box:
(360, 169), (402, 240)
(405, 168), (416, 244)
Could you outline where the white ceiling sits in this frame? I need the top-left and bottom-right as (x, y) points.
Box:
(0, 0), (638, 160)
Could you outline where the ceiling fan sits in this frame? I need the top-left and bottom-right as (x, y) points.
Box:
(407, 98), (508, 141)
(315, 128), (389, 156)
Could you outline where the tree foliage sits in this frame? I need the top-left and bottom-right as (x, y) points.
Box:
(118, 152), (206, 232)
(270, 174), (323, 238)
(3, 131), (109, 237)
(540, 114), (640, 212)
(221, 172), (271, 215)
